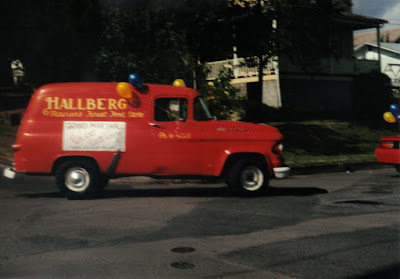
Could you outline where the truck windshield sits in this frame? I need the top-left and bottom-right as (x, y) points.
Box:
(194, 97), (214, 121)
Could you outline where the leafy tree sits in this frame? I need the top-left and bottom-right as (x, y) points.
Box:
(0, 0), (101, 86)
(95, 7), (131, 81)
(353, 71), (395, 126)
(95, 4), (199, 85)
(276, 0), (336, 71)
(129, 9), (195, 84)
(178, 0), (233, 63)
(0, 2), (22, 86)
(201, 68), (244, 120)
(220, 0), (333, 106)
(0, 0), (335, 98)
(228, 0), (278, 104)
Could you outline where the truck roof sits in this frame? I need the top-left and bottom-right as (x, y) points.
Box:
(36, 82), (201, 98)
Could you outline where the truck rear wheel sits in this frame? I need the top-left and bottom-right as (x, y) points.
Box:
(227, 159), (269, 196)
(56, 159), (103, 200)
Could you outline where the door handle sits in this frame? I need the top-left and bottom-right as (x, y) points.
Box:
(149, 123), (163, 128)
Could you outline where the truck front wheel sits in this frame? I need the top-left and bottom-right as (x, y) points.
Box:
(227, 159), (270, 196)
(56, 160), (102, 200)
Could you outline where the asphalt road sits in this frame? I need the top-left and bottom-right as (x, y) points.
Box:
(0, 168), (399, 279)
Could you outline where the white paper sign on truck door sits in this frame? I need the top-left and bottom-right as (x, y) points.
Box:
(63, 121), (126, 151)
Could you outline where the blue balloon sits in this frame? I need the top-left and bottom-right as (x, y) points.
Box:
(129, 73), (143, 90)
(389, 104), (399, 117)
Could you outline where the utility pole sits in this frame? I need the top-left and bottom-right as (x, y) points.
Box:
(256, 0), (264, 104)
(377, 25), (382, 70)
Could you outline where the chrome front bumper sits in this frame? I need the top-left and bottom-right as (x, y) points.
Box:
(3, 167), (16, 179)
(273, 166), (290, 179)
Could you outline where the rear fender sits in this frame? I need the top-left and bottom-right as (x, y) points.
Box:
(52, 156), (100, 175)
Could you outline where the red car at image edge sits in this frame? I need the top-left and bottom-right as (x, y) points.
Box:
(375, 135), (400, 173)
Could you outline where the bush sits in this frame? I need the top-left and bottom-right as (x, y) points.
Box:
(352, 71), (394, 126)
(200, 68), (245, 120)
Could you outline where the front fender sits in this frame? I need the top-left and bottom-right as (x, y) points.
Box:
(212, 151), (272, 178)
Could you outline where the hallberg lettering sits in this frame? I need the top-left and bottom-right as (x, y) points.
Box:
(44, 97), (127, 111)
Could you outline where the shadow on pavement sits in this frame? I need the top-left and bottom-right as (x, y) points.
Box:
(16, 192), (64, 198)
(16, 186), (327, 199)
(349, 263), (399, 279)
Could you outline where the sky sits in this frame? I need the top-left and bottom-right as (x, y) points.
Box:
(352, 0), (400, 30)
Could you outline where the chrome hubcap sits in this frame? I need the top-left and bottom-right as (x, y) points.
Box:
(240, 166), (264, 191)
(65, 168), (90, 192)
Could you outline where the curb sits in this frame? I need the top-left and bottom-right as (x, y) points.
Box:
(290, 161), (389, 175)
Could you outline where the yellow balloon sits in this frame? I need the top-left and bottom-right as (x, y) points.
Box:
(116, 82), (132, 99)
(173, 79), (186, 87)
(383, 112), (396, 123)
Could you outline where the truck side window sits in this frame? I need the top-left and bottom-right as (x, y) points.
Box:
(154, 98), (188, 122)
(194, 97), (214, 121)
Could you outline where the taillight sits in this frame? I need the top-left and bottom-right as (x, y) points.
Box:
(272, 142), (283, 154)
(380, 141), (394, 149)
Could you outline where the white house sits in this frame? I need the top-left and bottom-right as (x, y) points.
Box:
(205, 0), (388, 115)
(354, 42), (400, 87)
(10, 60), (24, 85)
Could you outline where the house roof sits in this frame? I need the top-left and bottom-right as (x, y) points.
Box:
(333, 11), (388, 30)
(354, 28), (400, 46)
(354, 42), (400, 55)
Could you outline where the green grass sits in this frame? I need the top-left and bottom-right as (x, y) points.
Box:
(0, 123), (19, 137)
(0, 145), (13, 162)
(0, 124), (18, 162)
(283, 153), (376, 167)
(273, 121), (398, 167)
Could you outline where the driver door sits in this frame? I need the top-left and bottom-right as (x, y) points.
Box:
(148, 97), (202, 175)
